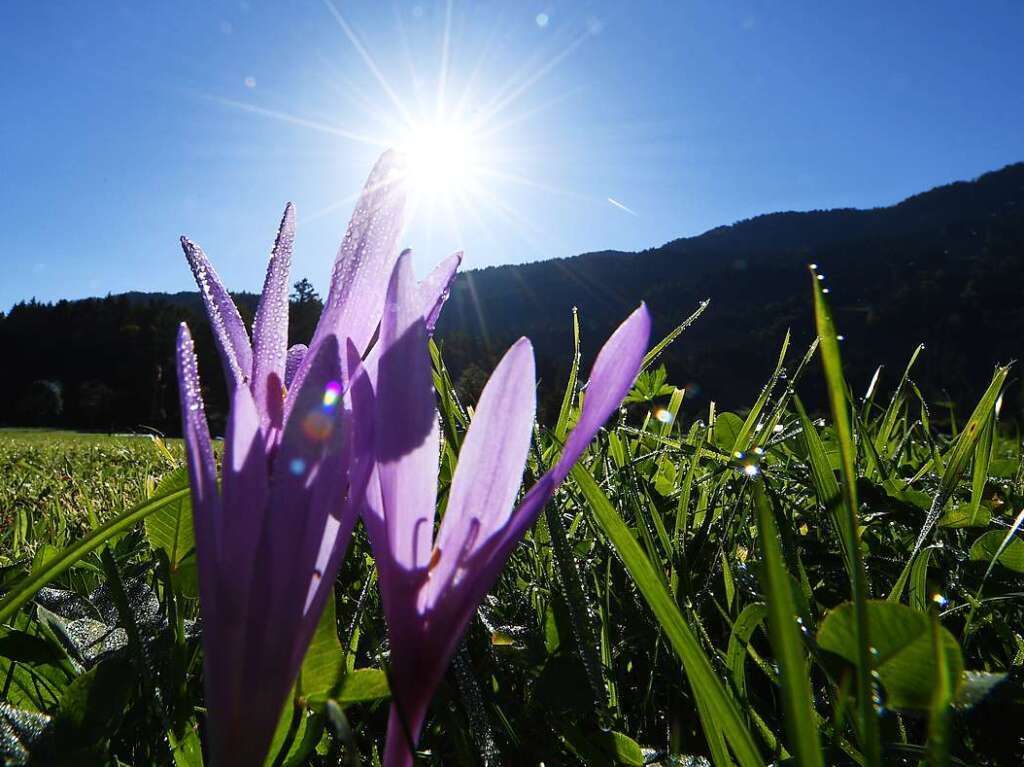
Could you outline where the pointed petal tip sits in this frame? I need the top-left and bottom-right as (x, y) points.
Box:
(180, 236), (203, 262)
(511, 336), (533, 354)
(280, 202), (296, 228)
(622, 302), (653, 340)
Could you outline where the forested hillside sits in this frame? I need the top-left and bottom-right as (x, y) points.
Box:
(3, 163), (1022, 432)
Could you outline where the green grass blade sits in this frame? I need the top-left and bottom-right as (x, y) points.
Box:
(969, 413), (995, 525)
(0, 485), (190, 623)
(794, 397), (853, 580)
(732, 330), (789, 452)
(811, 268), (880, 767)
(912, 365), (1008, 555)
(726, 602), (768, 707)
(639, 300), (709, 374)
(872, 343), (924, 466)
(555, 307), (582, 442)
(572, 464), (763, 767)
(753, 483), (823, 767)
(926, 608), (952, 767)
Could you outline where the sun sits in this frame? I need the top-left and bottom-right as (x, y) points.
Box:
(398, 117), (484, 199)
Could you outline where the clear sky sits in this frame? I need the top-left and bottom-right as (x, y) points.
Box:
(3, 1), (1022, 312)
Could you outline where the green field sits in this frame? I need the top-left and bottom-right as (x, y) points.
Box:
(2, 327), (1023, 766)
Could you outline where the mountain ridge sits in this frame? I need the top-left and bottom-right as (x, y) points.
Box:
(3, 161), (1022, 430)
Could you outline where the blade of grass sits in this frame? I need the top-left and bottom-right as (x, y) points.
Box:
(811, 268), (880, 767)
(911, 366), (1008, 556)
(0, 485), (190, 623)
(794, 397), (853, 581)
(873, 344), (924, 468)
(555, 307), (582, 442)
(732, 331), (790, 452)
(753, 483), (824, 767)
(572, 464), (763, 767)
(639, 300), (709, 374)
(926, 608), (952, 767)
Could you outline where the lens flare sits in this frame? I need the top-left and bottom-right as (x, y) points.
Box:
(303, 410), (334, 442)
(323, 380), (342, 408)
(652, 407), (674, 424)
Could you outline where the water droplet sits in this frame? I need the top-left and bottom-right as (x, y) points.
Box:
(653, 407), (674, 424)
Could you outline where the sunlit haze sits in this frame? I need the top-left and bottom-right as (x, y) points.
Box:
(2, 1), (1023, 311)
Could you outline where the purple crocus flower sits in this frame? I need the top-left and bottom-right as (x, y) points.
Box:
(363, 251), (652, 767)
(175, 150), (460, 765)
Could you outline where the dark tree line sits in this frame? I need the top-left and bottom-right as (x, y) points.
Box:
(0, 282), (324, 435)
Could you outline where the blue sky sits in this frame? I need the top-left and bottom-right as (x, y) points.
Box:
(2, 1), (1022, 312)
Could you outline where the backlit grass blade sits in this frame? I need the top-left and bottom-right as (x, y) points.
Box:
(968, 413), (995, 525)
(732, 330), (789, 452)
(726, 602), (768, 707)
(753, 483), (823, 767)
(571, 463), (763, 767)
(926, 608), (952, 767)
(911, 365), (1009, 555)
(555, 306), (581, 442)
(873, 343), (924, 468)
(0, 485), (190, 623)
(794, 397), (853, 580)
(639, 299), (709, 374)
(811, 268), (880, 767)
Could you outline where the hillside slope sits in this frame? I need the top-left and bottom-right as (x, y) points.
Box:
(2, 163), (1022, 431)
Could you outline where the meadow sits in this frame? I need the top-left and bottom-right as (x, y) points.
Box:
(1, 297), (1023, 767)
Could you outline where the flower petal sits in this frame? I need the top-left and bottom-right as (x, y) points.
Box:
(292, 339), (374, 669)
(310, 149), (407, 358)
(263, 334), (346, 612)
(427, 337), (535, 607)
(372, 250), (439, 573)
(420, 251), (462, 334)
(180, 236), (252, 388)
(235, 334), (351, 760)
(218, 383), (268, 614)
(556, 303), (652, 477)
(418, 305), (651, 694)
(175, 323), (220, 592)
(176, 323), (233, 760)
(285, 343), (308, 388)
(251, 203), (295, 435)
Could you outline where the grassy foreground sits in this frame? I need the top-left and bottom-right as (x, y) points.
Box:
(2, 302), (1023, 766)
